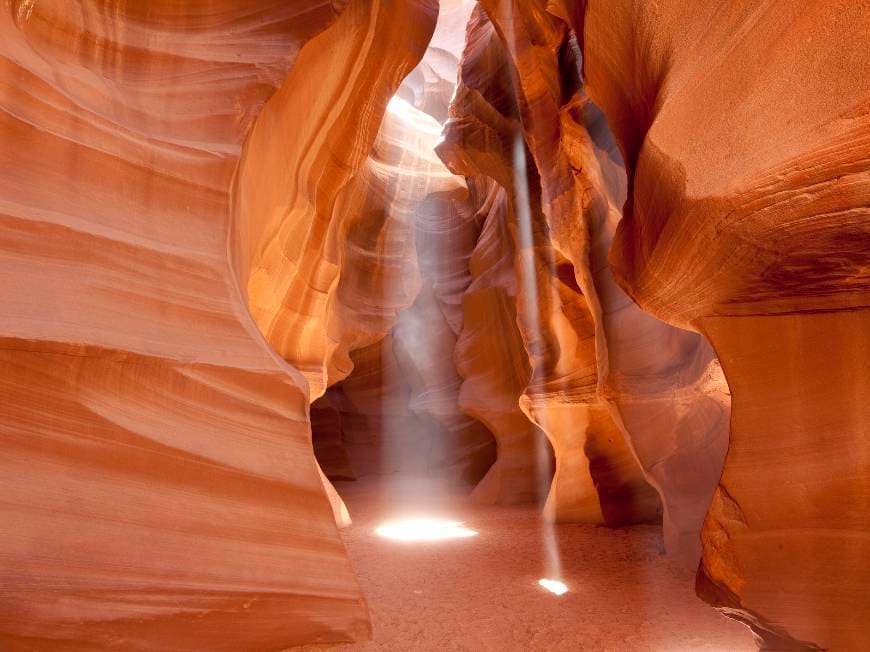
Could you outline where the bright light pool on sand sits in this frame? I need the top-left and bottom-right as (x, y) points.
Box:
(375, 518), (478, 542)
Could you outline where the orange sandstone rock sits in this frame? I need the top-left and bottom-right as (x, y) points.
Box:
(457, 177), (552, 505)
(582, 0), (870, 647)
(0, 0), (372, 648)
(447, 0), (733, 564)
(440, 7), (659, 523)
(235, 0), (441, 523)
(236, 0), (438, 400)
(301, 2), (497, 495)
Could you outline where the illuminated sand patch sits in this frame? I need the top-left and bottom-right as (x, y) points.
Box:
(538, 578), (569, 595)
(375, 518), (478, 542)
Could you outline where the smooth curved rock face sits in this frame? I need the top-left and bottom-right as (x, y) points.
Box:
(446, 0), (731, 563)
(439, 6), (659, 523)
(0, 1), (372, 648)
(566, 104), (731, 569)
(555, 7), (730, 565)
(398, 0), (476, 122)
(457, 177), (552, 505)
(236, 0), (439, 401)
(583, 0), (870, 648)
(235, 0), (442, 525)
(564, 95), (730, 564)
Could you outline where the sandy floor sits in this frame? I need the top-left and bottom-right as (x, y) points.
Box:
(297, 478), (756, 651)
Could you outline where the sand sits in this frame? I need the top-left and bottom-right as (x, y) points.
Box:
(293, 478), (756, 651)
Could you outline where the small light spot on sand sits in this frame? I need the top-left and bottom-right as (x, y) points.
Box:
(538, 578), (569, 595)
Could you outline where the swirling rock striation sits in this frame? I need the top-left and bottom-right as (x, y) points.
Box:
(582, 0), (870, 648)
(0, 0), (374, 648)
(235, 0), (448, 524)
(442, 0), (731, 566)
(305, 2), (498, 493)
(236, 0), (438, 401)
(439, 5), (660, 524)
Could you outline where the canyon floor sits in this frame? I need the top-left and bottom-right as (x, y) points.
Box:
(295, 478), (756, 651)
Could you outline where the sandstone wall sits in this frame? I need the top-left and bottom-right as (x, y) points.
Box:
(0, 1), (373, 648)
(439, 5), (661, 525)
(582, 0), (870, 647)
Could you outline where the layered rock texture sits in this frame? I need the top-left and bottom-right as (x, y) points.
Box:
(0, 0), (434, 647)
(580, 0), (870, 648)
(240, 0), (498, 493)
(312, 5), (665, 526)
(439, 4), (663, 525)
(236, 0), (437, 400)
(2, 0), (867, 650)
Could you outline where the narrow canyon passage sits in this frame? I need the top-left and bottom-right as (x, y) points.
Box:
(296, 2), (750, 646)
(0, 0), (867, 650)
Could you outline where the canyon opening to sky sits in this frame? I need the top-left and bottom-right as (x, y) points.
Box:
(0, 0), (868, 651)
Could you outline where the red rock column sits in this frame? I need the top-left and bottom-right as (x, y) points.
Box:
(441, 2), (660, 523)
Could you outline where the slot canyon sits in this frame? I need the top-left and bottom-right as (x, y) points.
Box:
(0, 0), (867, 650)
